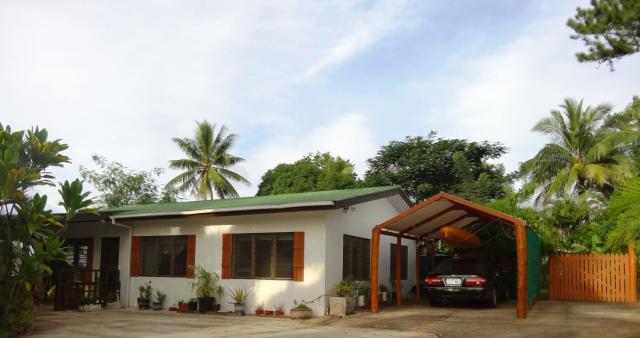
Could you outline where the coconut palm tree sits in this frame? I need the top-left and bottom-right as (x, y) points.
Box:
(167, 121), (249, 199)
(519, 98), (635, 205)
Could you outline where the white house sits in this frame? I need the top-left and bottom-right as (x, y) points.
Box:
(58, 186), (414, 315)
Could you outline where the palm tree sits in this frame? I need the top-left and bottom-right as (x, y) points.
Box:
(519, 98), (635, 205)
(167, 121), (249, 199)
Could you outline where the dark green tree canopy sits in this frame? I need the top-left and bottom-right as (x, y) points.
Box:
(363, 132), (510, 202)
(80, 155), (177, 208)
(568, 0), (640, 68)
(256, 152), (358, 196)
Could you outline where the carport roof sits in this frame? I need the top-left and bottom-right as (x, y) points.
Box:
(376, 192), (525, 239)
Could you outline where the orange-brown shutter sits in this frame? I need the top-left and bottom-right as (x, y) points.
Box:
(130, 236), (140, 277)
(221, 234), (232, 279)
(186, 235), (196, 277)
(293, 232), (305, 281)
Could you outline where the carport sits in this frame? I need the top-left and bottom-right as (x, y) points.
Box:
(370, 192), (537, 319)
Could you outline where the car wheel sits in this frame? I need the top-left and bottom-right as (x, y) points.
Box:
(487, 288), (497, 308)
(429, 297), (440, 307)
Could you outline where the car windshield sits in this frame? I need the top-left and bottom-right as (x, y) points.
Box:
(434, 258), (486, 274)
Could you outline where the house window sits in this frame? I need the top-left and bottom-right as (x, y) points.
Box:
(343, 235), (370, 280)
(390, 243), (408, 280)
(231, 233), (294, 279)
(139, 236), (187, 277)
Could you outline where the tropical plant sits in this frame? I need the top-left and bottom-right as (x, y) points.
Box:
(606, 178), (640, 250)
(167, 121), (249, 199)
(156, 290), (166, 304)
(0, 124), (94, 336)
(228, 287), (250, 305)
(519, 98), (635, 205)
(334, 279), (356, 297)
(292, 295), (321, 310)
(189, 266), (223, 298)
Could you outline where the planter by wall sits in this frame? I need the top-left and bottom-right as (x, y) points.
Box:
(329, 296), (355, 317)
(290, 308), (313, 319)
(264, 310), (274, 315)
(79, 304), (102, 312)
(106, 301), (121, 310)
(137, 298), (150, 310)
(275, 310), (284, 316)
(357, 295), (367, 307)
(178, 303), (190, 313)
(152, 302), (163, 311)
(233, 303), (246, 315)
(188, 300), (198, 312)
(198, 297), (214, 313)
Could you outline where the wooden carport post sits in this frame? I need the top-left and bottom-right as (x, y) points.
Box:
(371, 227), (381, 313)
(515, 220), (527, 319)
(396, 236), (402, 305)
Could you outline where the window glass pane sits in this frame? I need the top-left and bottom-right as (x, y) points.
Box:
(275, 233), (293, 278)
(77, 245), (89, 268)
(140, 237), (157, 276)
(174, 236), (187, 276)
(158, 237), (173, 275)
(343, 235), (370, 280)
(255, 234), (274, 278)
(390, 244), (408, 280)
(232, 235), (252, 278)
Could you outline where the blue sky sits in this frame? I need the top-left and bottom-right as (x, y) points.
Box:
(1, 0), (639, 208)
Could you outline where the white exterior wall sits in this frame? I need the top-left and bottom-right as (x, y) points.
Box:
(124, 211), (327, 315)
(61, 193), (409, 316)
(325, 197), (415, 298)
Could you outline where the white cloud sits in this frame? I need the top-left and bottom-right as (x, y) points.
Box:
(413, 10), (640, 175)
(303, 0), (416, 79)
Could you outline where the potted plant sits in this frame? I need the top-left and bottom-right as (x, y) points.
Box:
(274, 303), (285, 316)
(330, 279), (356, 316)
(228, 287), (250, 315)
(106, 291), (120, 310)
(79, 297), (102, 312)
(190, 266), (224, 313)
(290, 299), (314, 319)
(153, 290), (166, 311)
(255, 303), (264, 315)
(188, 298), (198, 312)
(357, 283), (369, 307)
(379, 284), (389, 303)
(137, 282), (152, 310)
(178, 300), (190, 313)
(265, 309), (274, 316)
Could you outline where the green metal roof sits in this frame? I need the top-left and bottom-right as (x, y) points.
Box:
(105, 186), (404, 218)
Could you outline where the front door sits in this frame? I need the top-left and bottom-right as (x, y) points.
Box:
(100, 237), (120, 300)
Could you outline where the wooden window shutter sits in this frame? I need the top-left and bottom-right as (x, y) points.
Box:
(186, 235), (196, 278)
(221, 234), (232, 279)
(293, 232), (305, 282)
(130, 236), (140, 277)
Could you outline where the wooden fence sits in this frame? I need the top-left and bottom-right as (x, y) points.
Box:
(549, 247), (637, 303)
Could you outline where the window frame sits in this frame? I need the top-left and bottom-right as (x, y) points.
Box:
(342, 234), (370, 281)
(230, 232), (294, 280)
(138, 235), (188, 278)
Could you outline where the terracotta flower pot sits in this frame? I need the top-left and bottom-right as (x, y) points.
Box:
(178, 303), (190, 313)
(275, 310), (284, 316)
(255, 309), (264, 315)
(264, 310), (274, 315)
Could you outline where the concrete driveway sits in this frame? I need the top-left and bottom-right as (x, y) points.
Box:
(313, 301), (640, 338)
(27, 308), (432, 338)
(28, 301), (640, 338)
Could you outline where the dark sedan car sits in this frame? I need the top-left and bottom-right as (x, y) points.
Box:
(424, 257), (507, 307)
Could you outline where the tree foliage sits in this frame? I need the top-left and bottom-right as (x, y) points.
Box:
(363, 132), (510, 202)
(256, 152), (358, 196)
(568, 0), (640, 68)
(0, 124), (93, 336)
(79, 155), (177, 208)
(167, 121), (249, 200)
(519, 98), (635, 205)
(567, 0), (640, 69)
